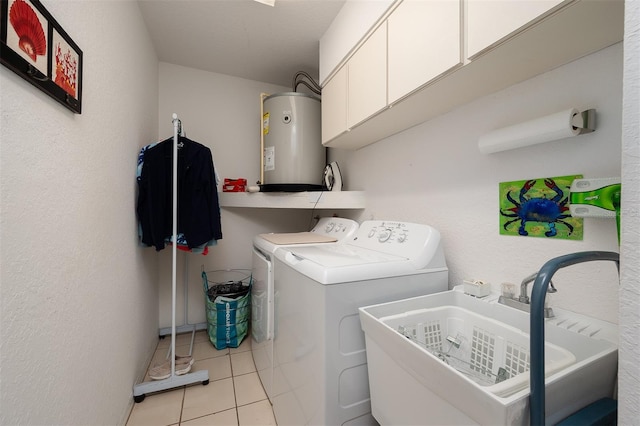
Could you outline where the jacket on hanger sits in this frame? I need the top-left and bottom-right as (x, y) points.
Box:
(136, 141), (217, 254)
(137, 136), (222, 251)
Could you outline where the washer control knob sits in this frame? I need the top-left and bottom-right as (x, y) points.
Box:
(378, 229), (392, 243)
(325, 223), (335, 233)
(368, 228), (377, 238)
(397, 233), (407, 243)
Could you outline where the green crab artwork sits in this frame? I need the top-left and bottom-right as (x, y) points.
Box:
(499, 175), (583, 240)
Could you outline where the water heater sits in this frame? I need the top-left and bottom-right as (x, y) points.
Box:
(262, 92), (325, 191)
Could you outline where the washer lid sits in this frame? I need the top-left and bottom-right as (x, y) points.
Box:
(285, 244), (406, 267)
(274, 244), (445, 284)
(258, 232), (337, 245)
(253, 217), (359, 254)
(273, 220), (448, 284)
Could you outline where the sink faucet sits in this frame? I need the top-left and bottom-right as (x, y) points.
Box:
(519, 272), (557, 304)
(498, 272), (556, 317)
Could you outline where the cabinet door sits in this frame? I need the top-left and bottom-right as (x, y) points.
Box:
(388, 0), (461, 104)
(321, 65), (348, 144)
(347, 23), (387, 128)
(319, 0), (396, 85)
(467, 0), (565, 58)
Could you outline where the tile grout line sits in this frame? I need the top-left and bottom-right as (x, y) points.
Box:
(230, 355), (241, 426)
(179, 385), (187, 426)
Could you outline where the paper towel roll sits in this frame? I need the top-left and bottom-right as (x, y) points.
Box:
(478, 108), (581, 154)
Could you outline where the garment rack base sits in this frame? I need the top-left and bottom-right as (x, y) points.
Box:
(159, 322), (207, 337)
(133, 369), (209, 403)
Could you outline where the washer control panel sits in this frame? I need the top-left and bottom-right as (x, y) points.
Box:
(366, 222), (410, 243)
(311, 217), (360, 241)
(352, 221), (440, 260)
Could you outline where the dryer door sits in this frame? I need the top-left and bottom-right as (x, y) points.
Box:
(251, 247), (275, 403)
(251, 247), (272, 342)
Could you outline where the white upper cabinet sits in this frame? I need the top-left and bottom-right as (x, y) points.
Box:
(321, 66), (348, 143)
(388, 0), (462, 104)
(320, 0), (623, 149)
(321, 23), (387, 144)
(466, 0), (566, 58)
(319, 0), (396, 85)
(347, 23), (388, 128)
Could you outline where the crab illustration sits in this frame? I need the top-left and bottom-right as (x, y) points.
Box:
(500, 178), (573, 237)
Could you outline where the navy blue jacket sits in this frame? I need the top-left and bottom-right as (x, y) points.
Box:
(137, 136), (222, 251)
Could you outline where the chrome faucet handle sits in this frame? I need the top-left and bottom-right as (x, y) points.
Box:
(520, 274), (557, 303)
(519, 272), (536, 303)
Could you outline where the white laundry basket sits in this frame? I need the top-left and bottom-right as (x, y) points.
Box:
(382, 305), (575, 397)
(359, 289), (618, 425)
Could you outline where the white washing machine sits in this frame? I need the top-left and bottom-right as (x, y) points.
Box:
(251, 217), (359, 402)
(271, 221), (448, 426)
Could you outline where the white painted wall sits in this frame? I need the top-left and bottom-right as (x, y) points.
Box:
(619, 0), (640, 422)
(332, 43), (623, 324)
(156, 63), (326, 328)
(0, 1), (159, 424)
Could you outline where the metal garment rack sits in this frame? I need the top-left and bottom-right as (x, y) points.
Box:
(156, 119), (207, 338)
(158, 253), (208, 337)
(133, 114), (209, 403)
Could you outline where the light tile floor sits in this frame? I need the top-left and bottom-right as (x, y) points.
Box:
(127, 330), (276, 426)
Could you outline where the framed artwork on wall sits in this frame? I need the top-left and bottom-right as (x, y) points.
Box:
(0, 0), (82, 113)
(499, 174), (584, 240)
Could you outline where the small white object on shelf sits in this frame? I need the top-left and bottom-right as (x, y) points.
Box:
(463, 278), (491, 298)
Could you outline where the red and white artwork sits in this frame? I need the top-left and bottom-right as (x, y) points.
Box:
(52, 28), (78, 98)
(7, 0), (48, 74)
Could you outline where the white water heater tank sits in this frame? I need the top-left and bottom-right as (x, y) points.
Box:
(262, 92), (325, 191)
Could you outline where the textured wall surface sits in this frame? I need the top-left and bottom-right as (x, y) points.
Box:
(0, 1), (160, 424)
(333, 43), (623, 323)
(619, 1), (640, 422)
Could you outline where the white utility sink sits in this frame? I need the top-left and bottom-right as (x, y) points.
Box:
(359, 287), (618, 425)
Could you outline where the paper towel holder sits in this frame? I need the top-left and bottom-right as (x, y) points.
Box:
(573, 109), (596, 135)
(478, 108), (596, 154)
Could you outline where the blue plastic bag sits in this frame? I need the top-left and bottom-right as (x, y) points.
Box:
(202, 270), (251, 349)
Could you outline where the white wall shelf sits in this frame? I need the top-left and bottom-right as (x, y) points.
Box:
(218, 191), (365, 209)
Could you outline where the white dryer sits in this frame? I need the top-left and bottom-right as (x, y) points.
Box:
(271, 220), (448, 426)
(251, 217), (359, 402)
